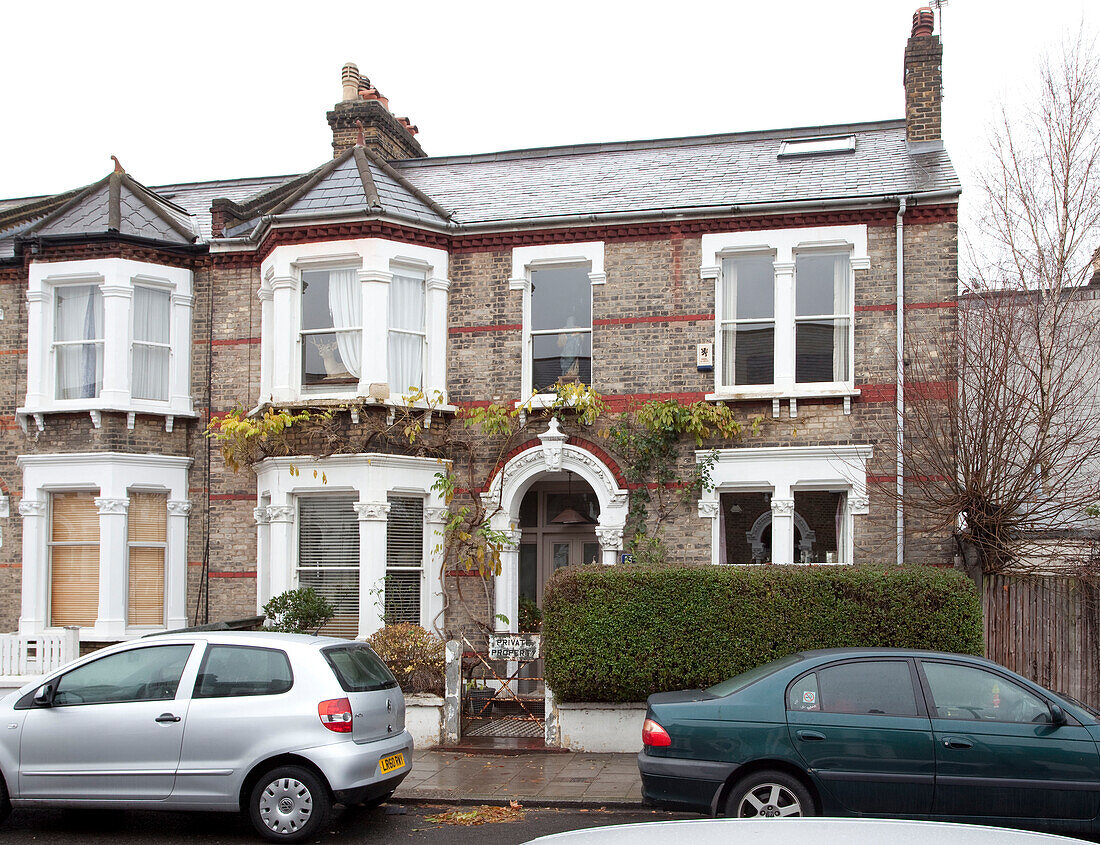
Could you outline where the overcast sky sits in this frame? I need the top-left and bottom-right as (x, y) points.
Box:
(2, 0), (1096, 218)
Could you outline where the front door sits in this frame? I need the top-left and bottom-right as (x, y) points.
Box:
(919, 659), (1100, 822)
(19, 642), (196, 800)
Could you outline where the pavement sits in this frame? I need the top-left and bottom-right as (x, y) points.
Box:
(392, 749), (644, 807)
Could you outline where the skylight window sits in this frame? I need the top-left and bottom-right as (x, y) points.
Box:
(778, 136), (856, 158)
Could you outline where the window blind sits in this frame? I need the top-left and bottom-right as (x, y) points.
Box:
(128, 492), (166, 626)
(50, 492), (99, 627)
(298, 496), (359, 638)
(385, 496), (423, 624)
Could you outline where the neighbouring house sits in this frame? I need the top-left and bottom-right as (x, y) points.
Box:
(0, 7), (959, 649)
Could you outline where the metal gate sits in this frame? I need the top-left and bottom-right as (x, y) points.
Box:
(461, 634), (544, 739)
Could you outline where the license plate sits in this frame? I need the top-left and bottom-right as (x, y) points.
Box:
(379, 752), (405, 774)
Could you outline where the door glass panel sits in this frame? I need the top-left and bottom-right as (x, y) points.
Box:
(53, 644), (193, 706)
(923, 662), (1051, 723)
(816, 661), (917, 716)
(193, 645), (293, 698)
(788, 672), (821, 711)
(582, 543), (600, 566)
(552, 543), (570, 573)
(519, 543), (537, 602)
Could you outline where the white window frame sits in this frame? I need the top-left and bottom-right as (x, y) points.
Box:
(17, 452), (192, 640)
(510, 241), (605, 406)
(131, 282), (173, 403)
(260, 239), (449, 407)
(297, 261), (364, 394)
(21, 258), (195, 426)
(696, 445), (872, 567)
(52, 283), (104, 401)
(387, 262), (428, 396)
(255, 453), (447, 639)
(702, 227), (869, 402)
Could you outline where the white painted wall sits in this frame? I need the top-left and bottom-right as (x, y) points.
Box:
(556, 702), (646, 753)
(404, 694), (443, 747)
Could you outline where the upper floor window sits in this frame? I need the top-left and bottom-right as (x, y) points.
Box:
(22, 258), (194, 423)
(388, 269), (426, 395)
(531, 265), (592, 393)
(54, 285), (104, 400)
(301, 268), (361, 389)
(703, 227), (868, 399)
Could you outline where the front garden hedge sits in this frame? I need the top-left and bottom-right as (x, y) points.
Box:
(542, 564), (983, 702)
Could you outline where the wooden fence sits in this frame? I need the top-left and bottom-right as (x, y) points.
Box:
(984, 574), (1100, 708)
(0, 628), (80, 678)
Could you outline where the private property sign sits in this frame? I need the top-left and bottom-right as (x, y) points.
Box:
(488, 634), (540, 661)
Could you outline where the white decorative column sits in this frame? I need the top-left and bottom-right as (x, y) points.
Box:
(772, 261), (796, 395)
(770, 495), (795, 566)
(698, 499), (721, 565)
(355, 501), (390, 639)
(358, 270), (392, 395)
(24, 289), (50, 408)
(269, 275), (298, 403)
(254, 505), (271, 612)
(595, 524), (623, 566)
(266, 504), (296, 597)
(425, 506), (449, 634)
(95, 496), (129, 637)
(257, 281), (274, 403)
(846, 493), (870, 565)
(17, 499), (47, 635)
(170, 290), (195, 414)
(494, 528), (522, 633)
(165, 500), (191, 630)
(99, 282), (133, 406)
(425, 277), (450, 400)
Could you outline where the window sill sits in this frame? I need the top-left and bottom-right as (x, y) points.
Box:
(706, 385), (859, 402)
(251, 396), (457, 416)
(17, 403), (197, 433)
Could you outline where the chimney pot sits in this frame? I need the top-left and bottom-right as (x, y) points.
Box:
(328, 63), (426, 159)
(341, 62), (360, 102)
(911, 6), (935, 37)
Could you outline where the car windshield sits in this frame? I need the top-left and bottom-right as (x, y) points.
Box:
(707, 653), (805, 697)
(322, 645), (398, 692)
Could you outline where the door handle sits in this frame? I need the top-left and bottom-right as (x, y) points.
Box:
(797, 730), (826, 742)
(155, 713), (181, 723)
(943, 737), (973, 749)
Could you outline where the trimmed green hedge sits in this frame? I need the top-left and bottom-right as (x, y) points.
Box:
(542, 564), (983, 702)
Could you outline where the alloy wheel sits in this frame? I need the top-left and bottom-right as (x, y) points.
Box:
(737, 782), (804, 818)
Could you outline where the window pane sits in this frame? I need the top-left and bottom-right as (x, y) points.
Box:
(795, 318), (848, 383)
(796, 252), (849, 317)
(722, 324), (774, 386)
(722, 256), (774, 321)
(54, 644), (192, 706)
(386, 497), (423, 567)
(788, 672), (820, 711)
(389, 273), (425, 333)
(134, 286), (170, 344)
(793, 490), (845, 564)
(129, 492), (167, 542)
(519, 491), (538, 528)
(298, 497), (359, 638)
(582, 542), (600, 566)
(128, 547), (164, 626)
(132, 344), (170, 400)
(51, 492), (99, 628)
(323, 645), (397, 692)
(55, 285), (103, 341)
(531, 266), (591, 332)
(388, 332), (423, 394)
(545, 490), (599, 525)
(301, 270), (334, 331)
(52, 492), (100, 541)
(720, 491), (774, 563)
(532, 332), (592, 392)
(194, 645), (293, 698)
(817, 661), (918, 716)
(519, 543), (538, 602)
(384, 569), (420, 625)
(56, 343), (103, 399)
(302, 331), (360, 386)
(923, 662), (1051, 723)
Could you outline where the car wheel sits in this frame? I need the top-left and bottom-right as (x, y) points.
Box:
(249, 765), (331, 842)
(726, 770), (815, 819)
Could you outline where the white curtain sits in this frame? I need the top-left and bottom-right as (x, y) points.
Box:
(388, 273), (425, 394)
(133, 286), (170, 401)
(56, 285), (103, 399)
(327, 268), (361, 379)
(833, 253), (850, 381)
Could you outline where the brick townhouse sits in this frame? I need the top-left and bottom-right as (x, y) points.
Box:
(0, 8), (959, 644)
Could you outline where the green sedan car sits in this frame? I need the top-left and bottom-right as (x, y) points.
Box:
(638, 649), (1100, 836)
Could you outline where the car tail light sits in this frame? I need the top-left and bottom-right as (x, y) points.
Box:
(642, 718), (672, 747)
(318, 698), (353, 732)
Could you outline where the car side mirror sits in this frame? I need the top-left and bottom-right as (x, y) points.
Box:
(1050, 703), (1067, 726)
(32, 683), (53, 707)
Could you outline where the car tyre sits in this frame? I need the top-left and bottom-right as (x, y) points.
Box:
(249, 765), (331, 842)
(0, 772), (10, 825)
(725, 770), (815, 819)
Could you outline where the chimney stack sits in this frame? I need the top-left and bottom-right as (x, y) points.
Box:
(903, 6), (943, 149)
(327, 62), (426, 160)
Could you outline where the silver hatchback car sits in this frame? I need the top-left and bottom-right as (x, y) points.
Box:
(0, 631), (413, 841)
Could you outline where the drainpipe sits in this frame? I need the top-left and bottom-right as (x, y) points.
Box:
(896, 197), (908, 567)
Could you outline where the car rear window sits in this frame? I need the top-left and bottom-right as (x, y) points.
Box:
(707, 653), (804, 697)
(194, 645), (293, 698)
(322, 645), (398, 692)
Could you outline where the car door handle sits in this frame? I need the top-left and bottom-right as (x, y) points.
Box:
(797, 730), (826, 742)
(943, 737), (973, 749)
(155, 713), (181, 723)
